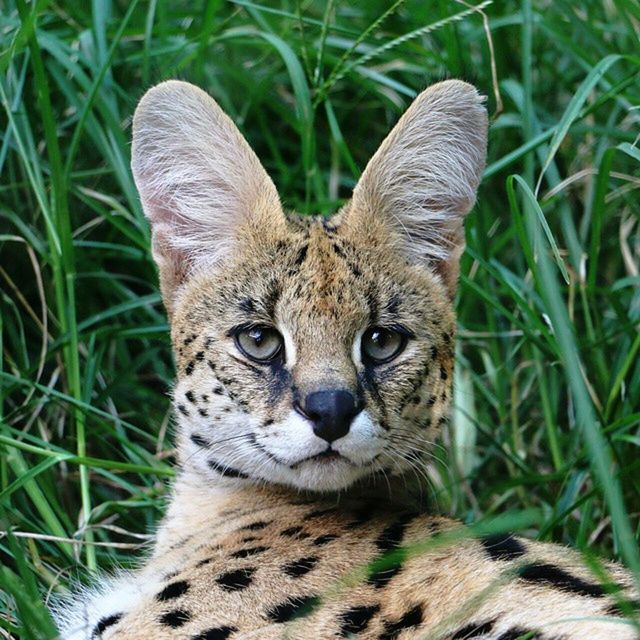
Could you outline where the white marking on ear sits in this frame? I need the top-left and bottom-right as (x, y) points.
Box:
(344, 79), (488, 295)
(131, 80), (286, 313)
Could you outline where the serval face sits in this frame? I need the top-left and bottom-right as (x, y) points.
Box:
(131, 80), (487, 491)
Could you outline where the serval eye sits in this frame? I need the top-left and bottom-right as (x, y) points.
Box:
(361, 327), (407, 364)
(234, 326), (283, 363)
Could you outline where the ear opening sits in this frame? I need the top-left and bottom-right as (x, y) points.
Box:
(345, 79), (488, 296)
(131, 80), (285, 315)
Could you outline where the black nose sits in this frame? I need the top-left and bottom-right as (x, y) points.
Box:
(299, 390), (361, 443)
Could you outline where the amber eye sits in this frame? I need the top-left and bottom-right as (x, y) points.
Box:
(235, 326), (283, 363)
(361, 327), (407, 364)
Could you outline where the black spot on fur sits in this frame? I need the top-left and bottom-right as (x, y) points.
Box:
(241, 520), (270, 531)
(339, 604), (380, 636)
(156, 580), (190, 601)
(376, 514), (414, 552)
(183, 334), (196, 345)
(430, 345), (438, 359)
(368, 562), (403, 589)
(283, 556), (318, 577)
(207, 458), (248, 479)
(384, 294), (401, 316)
(185, 361), (195, 375)
(208, 360), (216, 371)
(481, 534), (526, 561)
(307, 508), (336, 518)
(426, 395), (436, 406)
(496, 628), (541, 640)
(185, 390), (195, 403)
(294, 245), (309, 266)
(177, 404), (189, 416)
(380, 604), (423, 639)
(518, 563), (605, 597)
(266, 595), (320, 623)
(440, 365), (448, 380)
(452, 620), (496, 638)
(313, 533), (338, 545)
(231, 545), (269, 559)
(190, 433), (211, 448)
(93, 613), (123, 636)
(159, 609), (191, 627)
(282, 525), (305, 537)
(216, 567), (256, 591)
(191, 626), (237, 640)
(239, 297), (256, 313)
(195, 351), (205, 362)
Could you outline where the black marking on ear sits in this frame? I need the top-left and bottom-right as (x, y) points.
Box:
(177, 404), (189, 416)
(185, 361), (195, 375)
(518, 563), (606, 598)
(313, 533), (338, 545)
(452, 620), (496, 638)
(231, 545), (269, 559)
(216, 567), (256, 591)
(156, 580), (190, 601)
(283, 556), (318, 577)
(380, 604), (423, 639)
(266, 595), (320, 623)
(191, 626), (238, 640)
(208, 458), (248, 479)
(339, 604), (380, 636)
(496, 628), (541, 640)
(185, 390), (195, 403)
(93, 613), (123, 636)
(159, 608), (191, 627)
(481, 534), (526, 561)
(239, 297), (256, 313)
(241, 520), (270, 531)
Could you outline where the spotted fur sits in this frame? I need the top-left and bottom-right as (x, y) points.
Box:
(53, 80), (639, 639)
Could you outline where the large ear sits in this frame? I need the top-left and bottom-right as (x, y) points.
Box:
(344, 80), (488, 295)
(131, 80), (285, 315)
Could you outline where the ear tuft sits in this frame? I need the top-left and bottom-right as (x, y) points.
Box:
(347, 80), (488, 295)
(131, 81), (282, 313)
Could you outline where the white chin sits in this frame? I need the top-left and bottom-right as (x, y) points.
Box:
(287, 457), (368, 492)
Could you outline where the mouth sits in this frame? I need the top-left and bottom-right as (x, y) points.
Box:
(290, 448), (354, 469)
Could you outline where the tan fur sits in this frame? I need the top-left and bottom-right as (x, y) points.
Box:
(55, 81), (638, 640)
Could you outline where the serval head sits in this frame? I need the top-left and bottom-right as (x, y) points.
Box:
(131, 79), (487, 492)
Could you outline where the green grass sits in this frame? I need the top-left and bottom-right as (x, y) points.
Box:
(1, 0), (639, 636)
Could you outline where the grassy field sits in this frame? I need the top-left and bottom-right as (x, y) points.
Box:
(1, 0), (639, 636)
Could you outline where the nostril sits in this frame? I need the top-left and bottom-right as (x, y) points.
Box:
(300, 389), (361, 443)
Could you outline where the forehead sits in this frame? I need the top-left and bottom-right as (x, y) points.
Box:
(176, 214), (443, 336)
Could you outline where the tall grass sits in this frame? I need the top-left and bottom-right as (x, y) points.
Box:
(1, 1), (639, 636)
